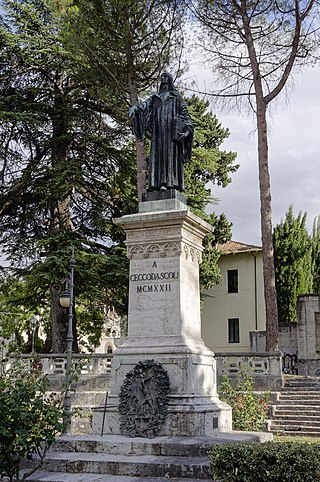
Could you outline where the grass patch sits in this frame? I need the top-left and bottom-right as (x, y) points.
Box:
(274, 434), (320, 443)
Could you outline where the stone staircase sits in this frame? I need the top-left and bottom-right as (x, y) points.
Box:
(48, 373), (110, 435)
(22, 432), (271, 481)
(270, 376), (320, 436)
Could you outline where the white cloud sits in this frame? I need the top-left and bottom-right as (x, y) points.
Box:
(190, 66), (320, 245)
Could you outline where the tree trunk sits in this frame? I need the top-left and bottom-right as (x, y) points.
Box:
(50, 283), (67, 353)
(49, 80), (77, 353)
(135, 140), (147, 202)
(242, 9), (279, 352)
(256, 98), (278, 352)
(126, 43), (146, 202)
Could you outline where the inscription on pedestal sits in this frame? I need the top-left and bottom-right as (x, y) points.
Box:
(130, 261), (179, 295)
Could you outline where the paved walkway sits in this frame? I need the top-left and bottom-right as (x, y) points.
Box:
(7, 474), (215, 482)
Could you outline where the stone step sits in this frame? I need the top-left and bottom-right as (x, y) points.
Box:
(273, 404), (320, 412)
(270, 376), (320, 436)
(24, 472), (215, 482)
(271, 429), (320, 437)
(49, 433), (271, 456)
(283, 384), (320, 393)
(271, 419), (320, 428)
(280, 389), (320, 397)
(272, 412), (320, 422)
(270, 423), (320, 433)
(48, 391), (107, 405)
(22, 434), (272, 480)
(48, 375), (111, 392)
(279, 393), (320, 400)
(24, 452), (212, 480)
(274, 399), (320, 406)
(70, 418), (92, 435)
(284, 378), (320, 388)
(72, 391), (107, 405)
(284, 384), (320, 389)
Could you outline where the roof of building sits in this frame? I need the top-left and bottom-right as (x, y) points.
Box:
(217, 240), (262, 255)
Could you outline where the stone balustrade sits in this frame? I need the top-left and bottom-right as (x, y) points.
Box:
(2, 352), (284, 391)
(2, 353), (113, 377)
(214, 352), (284, 391)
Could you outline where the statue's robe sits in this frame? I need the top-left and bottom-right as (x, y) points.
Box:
(131, 90), (193, 192)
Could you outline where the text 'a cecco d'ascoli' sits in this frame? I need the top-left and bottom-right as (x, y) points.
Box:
(130, 262), (179, 294)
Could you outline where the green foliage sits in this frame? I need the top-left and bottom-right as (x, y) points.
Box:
(0, 1), (238, 351)
(185, 95), (238, 217)
(200, 212), (232, 290)
(274, 205), (313, 323)
(218, 367), (270, 432)
(209, 441), (320, 482)
(54, 0), (185, 119)
(0, 358), (65, 481)
(312, 216), (320, 294)
(0, 0), (137, 350)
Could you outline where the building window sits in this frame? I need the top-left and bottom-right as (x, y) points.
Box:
(227, 269), (238, 293)
(228, 318), (240, 343)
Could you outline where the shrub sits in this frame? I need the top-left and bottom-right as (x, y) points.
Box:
(0, 358), (65, 481)
(209, 441), (320, 481)
(218, 366), (270, 431)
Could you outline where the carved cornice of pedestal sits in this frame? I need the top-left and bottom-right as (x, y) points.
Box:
(126, 240), (202, 264)
(182, 243), (202, 264)
(127, 241), (180, 259)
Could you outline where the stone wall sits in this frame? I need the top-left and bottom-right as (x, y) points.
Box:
(297, 295), (320, 360)
(249, 295), (320, 377)
(278, 323), (298, 354)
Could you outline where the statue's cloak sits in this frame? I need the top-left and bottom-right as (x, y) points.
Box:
(131, 90), (193, 191)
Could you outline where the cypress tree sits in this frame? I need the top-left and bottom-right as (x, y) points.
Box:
(274, 205), (313, 323)
(311, 216), (320, 294)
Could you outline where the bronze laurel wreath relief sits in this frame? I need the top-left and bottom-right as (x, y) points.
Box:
(118, 359), (170, 438)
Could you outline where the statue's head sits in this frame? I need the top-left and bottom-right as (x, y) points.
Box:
(159, 72), (174, 92)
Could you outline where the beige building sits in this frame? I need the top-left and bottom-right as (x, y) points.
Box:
(201, 241), (266, 353)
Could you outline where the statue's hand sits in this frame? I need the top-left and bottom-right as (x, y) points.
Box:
(176, 131), (189, 142)
(129, 105), (138, 117)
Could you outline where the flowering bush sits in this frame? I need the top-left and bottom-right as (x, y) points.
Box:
(0, 358), (65, 481)
(218, 366), (270, 431)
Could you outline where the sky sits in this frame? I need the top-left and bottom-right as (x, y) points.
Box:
(185, 65), (320, 246)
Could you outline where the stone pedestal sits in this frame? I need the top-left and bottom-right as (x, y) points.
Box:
(92, 193), (232, 436)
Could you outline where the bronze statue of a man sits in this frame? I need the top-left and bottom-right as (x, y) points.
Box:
(129, 72), (193, 192)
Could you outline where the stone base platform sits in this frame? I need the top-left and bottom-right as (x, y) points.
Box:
(23, 474), (214, 482)
(22, 432), (273, 481)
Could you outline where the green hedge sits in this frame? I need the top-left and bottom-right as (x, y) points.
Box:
(209, 441), (320, 481)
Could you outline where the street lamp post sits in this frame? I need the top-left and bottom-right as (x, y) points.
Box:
(31, 315), (37, 354)
(59, 246), (76, 435)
